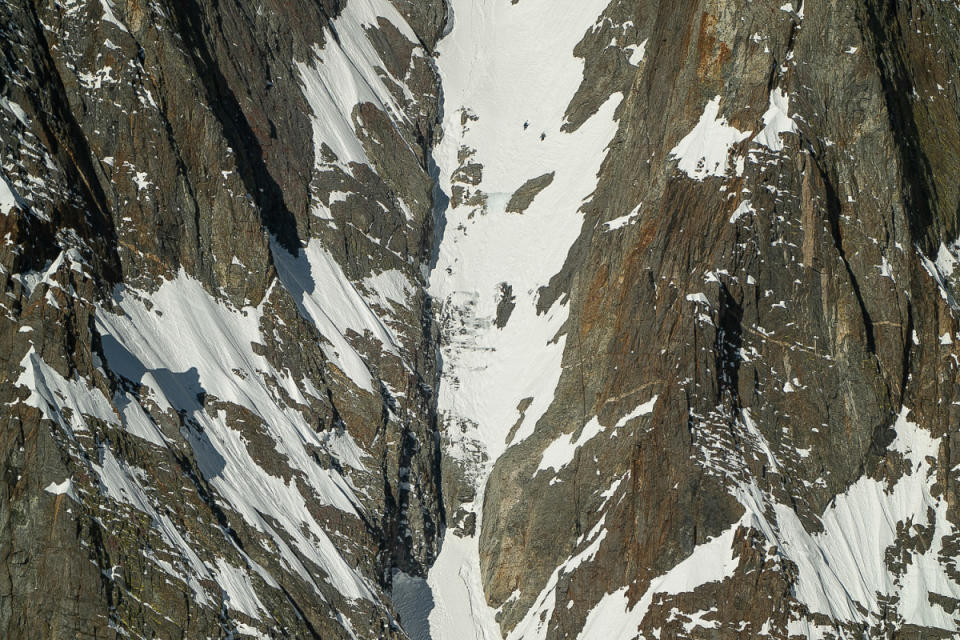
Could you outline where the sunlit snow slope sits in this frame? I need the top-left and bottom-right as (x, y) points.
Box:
(425, 1), (622, 638)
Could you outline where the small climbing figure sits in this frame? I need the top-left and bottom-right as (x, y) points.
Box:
(523, 121), (529, 130)
(540, 132), (546, 141)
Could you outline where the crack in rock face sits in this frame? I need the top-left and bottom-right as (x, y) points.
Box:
(1, 0), (960, 638)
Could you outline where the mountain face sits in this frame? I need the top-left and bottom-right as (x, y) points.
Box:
(1, 0), (959, 638)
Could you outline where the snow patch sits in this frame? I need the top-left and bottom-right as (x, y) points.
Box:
(755, 88), (797, 152)
(44, 478), (79, 502)
(538, 417), (605, 474)
(732, 407), (960, 632)
(294, 0), (416, 168)
(99, 0), (129, 33)
(614, 395), (658, 428)
(669, 96), (751, 180)
(578, 519), (740, 639)
(392, 570), (434, 640)
(214, 557), (269, 620)
(626, 39), (647, 66)
(17, 347), (116, 434)
(273, 240), (401, 392)
(604, 203), (641, 230)
(729, 199), (754, 224)
(1, 172), (26, 216)
(96, 271), (375, 601)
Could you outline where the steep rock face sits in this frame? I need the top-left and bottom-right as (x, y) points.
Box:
(458, 0), (960, 638)
(2, 0), (960, 639)
(0, 0), (445, 637)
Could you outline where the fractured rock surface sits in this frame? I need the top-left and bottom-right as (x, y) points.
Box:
(1, 0), (960, 639)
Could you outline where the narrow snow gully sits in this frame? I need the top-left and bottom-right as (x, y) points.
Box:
(391, 1), (625, 638)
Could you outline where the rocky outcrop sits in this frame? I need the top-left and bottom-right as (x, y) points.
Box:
(505, 173), (554, 214)
(468, 0), (960, 637)
(1, 0), (446, 637)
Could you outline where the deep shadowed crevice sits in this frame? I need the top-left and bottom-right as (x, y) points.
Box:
(714, 282), (743, 409)
(816, 158), (877, 355)
(22, 4), (122, 282)
(860, 1), (938, 252)
(278, 585), (323, 640)
(163, 0), (302, 254)
(899, 300), (914, 401)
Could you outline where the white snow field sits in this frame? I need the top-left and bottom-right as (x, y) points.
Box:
(424, 1), (623, 638)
